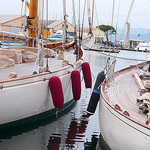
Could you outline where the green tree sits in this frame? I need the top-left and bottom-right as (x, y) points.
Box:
(96, 25), (116, 42)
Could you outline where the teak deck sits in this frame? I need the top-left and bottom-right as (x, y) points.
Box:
(105, 68), (148, 124)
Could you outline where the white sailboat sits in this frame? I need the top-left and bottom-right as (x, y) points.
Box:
(0, 0), (92, 131)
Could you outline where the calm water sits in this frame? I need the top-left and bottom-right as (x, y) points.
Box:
(0, 50), (149, 150)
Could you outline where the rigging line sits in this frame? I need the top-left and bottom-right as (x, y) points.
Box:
(41, 0), (44, 37)
(81, 0), (87, 41)
(37, 0), (41, 40)
(72, 0), (77, 51)
(94, 1), (102, 44)
(72, 0), (76, 27)
(45, 0), (49, 45)
(46, 0), (48, 38)
(63, 0), (67, 43)
(91, 0), (94, 29)
(87, 0), (92, 34)
(115, 0), (121, 43)
(23, 0), (28, 33)
(97, 51), (148, 61)
(119, 0), (135, 41)
(78, 0), (81, 48)
(110, 0), (115, 42)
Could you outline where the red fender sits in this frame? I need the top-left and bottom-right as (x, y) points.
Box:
(82, 62), (92, 88)
(49, 76), (64, 108)
(71, 70), (81, 100)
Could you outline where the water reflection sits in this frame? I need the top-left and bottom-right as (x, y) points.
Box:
(47, 135), (61, 150)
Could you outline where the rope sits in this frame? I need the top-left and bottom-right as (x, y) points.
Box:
(97, 51), (148, 61)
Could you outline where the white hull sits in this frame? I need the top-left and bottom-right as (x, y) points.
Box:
(99, 95), (150, 150)
(99, 63), (150, 150)
(0, 60), (82, 128)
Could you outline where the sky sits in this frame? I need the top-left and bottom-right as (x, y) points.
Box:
(0, 0), (150, 30)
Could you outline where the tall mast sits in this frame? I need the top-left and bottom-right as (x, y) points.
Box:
(63, 0), (67, 43)
(91, 0), (94, 29)
(120, 0), (135, 41)
(28, 0), (38, 47)
(79, 0), (81, 47)
(87, 0), (92, 34)
(72, 0), (77, 44)
(81, 0), (87, 41)
(110, 0), (115, 43)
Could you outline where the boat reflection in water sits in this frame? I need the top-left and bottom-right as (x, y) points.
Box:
(46, 114), (90, 149)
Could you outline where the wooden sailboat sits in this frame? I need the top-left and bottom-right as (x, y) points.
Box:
(99, 60), (150, 150)
(0, 0), (91, 131)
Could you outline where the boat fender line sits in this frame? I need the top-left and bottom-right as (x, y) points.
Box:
(82, 62), (92, 88)
(86, 71), (105, 116)
(114, 104), (121, 111)
(71, 70), (81, 100)
(49, 76), (64, 108)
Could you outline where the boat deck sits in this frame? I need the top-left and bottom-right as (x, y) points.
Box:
(0, 50), (76, 81)
(106, 68), (148, 124)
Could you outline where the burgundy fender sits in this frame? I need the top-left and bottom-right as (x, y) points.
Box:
(49, 76), (64, 108)
(82, 62), (92, 88)
(71, 70), (81, 100)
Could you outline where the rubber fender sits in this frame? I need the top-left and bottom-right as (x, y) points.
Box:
(82, 62), (92, 88)
(87, 88), (100, 115)
(71, 70), (81, 100)
(93, 71), (105, 90)
(49, 76), (64, 108)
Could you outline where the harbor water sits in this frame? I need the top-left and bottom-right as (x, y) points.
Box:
(0, 50), (150, 150)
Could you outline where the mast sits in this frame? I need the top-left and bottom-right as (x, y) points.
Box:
(78, 0), (81, 47)
(91, 0), (94, 29)
(72, 0), (77, 45)
(110, 0), (115, 43)
(87, 0), (92, 34)
(81, 0), (87, 41)
(120, 0), (135, 41)
(27, 0), (38, 47)
(63, 0), (67, 43)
